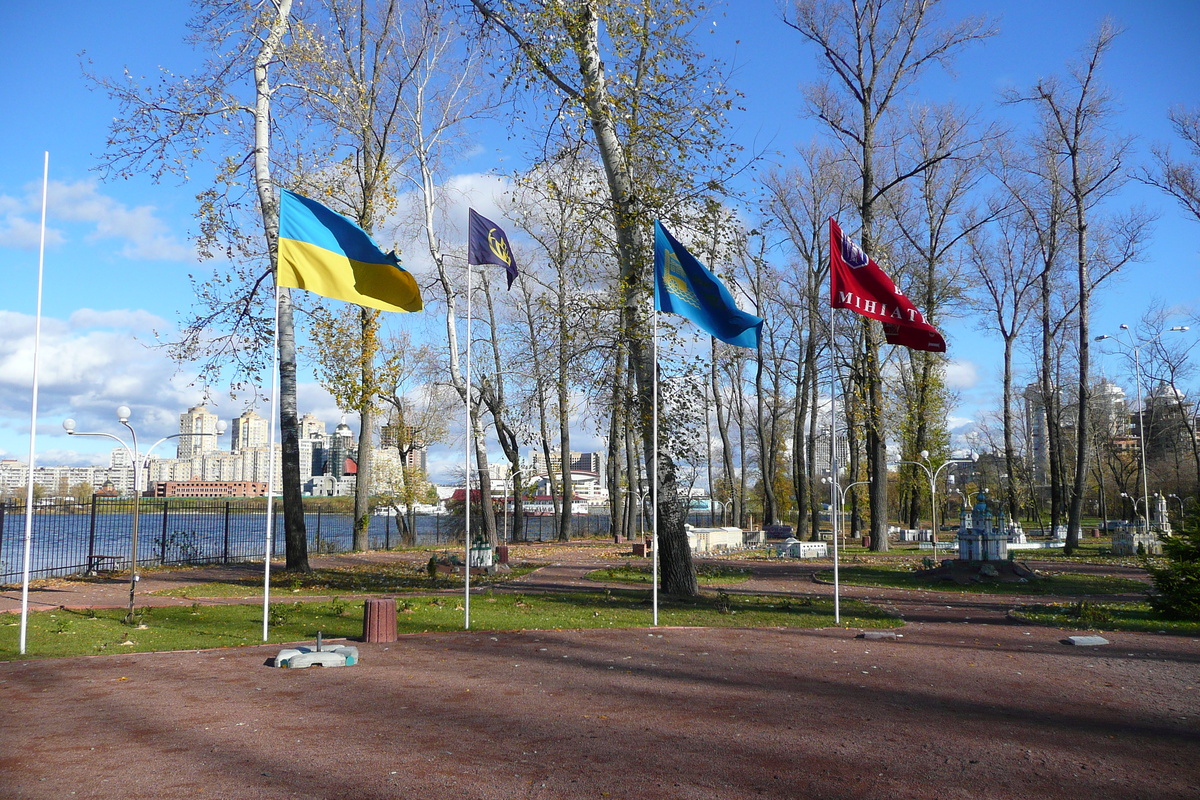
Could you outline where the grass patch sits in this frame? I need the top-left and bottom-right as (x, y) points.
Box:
(818, 564), (1149, 596)
(0, 590), (898, 661)
(586, 563), (752, 585)
(147, 561), (537, 599)
(1008, 601), (1200, 635)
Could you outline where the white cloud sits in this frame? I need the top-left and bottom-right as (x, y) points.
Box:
(0, 179), (194, 261)
(944, 358), (979, 390)
(0, 210), (64, 249)
(68, 308), (169, 334)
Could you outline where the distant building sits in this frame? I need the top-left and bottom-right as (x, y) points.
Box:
(1138, 381), (1196, 461)
(1093, 381), (1128, 438)
(177, 406), (222, 460)
(531, 450), (606, 480)
(230, 409), (269, 452)
(1023, 382), (1051, 486)
(149, 481), (268, 498)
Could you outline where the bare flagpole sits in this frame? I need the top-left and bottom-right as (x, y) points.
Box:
(262, 282), (281, 641)
(18, 152), (49, 655)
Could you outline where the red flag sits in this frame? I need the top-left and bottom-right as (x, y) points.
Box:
(829, 218), (946, 353)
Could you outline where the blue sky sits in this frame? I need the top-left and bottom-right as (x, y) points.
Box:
(2, 0), (1198, 480)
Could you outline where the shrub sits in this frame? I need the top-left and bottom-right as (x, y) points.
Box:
(1148, 510), (1200, 620)
(1148, 559), (1200, 619)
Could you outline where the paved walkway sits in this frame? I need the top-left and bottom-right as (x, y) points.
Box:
(1, 544), (1197, 800)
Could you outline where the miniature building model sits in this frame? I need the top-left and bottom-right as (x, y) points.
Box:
(957, 491), (1009, 562)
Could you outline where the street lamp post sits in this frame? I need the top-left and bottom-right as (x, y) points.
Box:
(709, 498), (729, 527)
(63, 407), (224, 623)
(1096, 325), (1190, 535)
(1120, 491), (1145, 527)
(618, 488), (651, 542)
(891, 451), (978, 550)
(823, 477), (869, 550)
(1167, 493), (1185, 522)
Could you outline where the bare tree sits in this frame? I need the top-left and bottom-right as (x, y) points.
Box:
(785, 0), (995, 550)
(1142, 106), (1200, 225)
(1007, 21), (1149, 552)
(762, 143), (852, 540)
(966, 202), (1041, 522)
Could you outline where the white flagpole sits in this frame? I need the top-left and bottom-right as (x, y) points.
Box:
(18, 152), (49, 655)
(262, 282), (281, 641)
(829, 300), (841, 624)
(464, 262), (472, 630)
(652, 301), (659, 626)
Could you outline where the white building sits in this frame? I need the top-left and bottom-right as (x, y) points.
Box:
(230, 409), (269, 452)
(177, 406), (222, 460)
(532, 470), (608, 506)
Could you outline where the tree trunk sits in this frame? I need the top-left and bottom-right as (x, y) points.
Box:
(352, 307), (380, 552)
(252, 0), (307, 572)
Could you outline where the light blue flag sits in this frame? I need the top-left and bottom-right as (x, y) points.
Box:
(653, 220), (763, 349)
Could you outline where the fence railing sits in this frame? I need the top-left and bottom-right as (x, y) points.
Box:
(0, 498), (687, 584)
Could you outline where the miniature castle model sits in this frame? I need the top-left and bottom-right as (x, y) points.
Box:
(1112, 493), (1167, 556)
(956, 491), (1009, 562)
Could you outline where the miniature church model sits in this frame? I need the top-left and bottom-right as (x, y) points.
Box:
(957, 491), (1009, 563)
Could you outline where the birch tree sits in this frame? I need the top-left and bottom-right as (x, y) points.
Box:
(391, 2), (501, 546)
(92, 0), (312, 571)
(468, 0), (741, 596)
(290, 0), (429, 551)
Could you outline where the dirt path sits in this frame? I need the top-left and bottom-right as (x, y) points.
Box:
(1, 547), (1197, 799)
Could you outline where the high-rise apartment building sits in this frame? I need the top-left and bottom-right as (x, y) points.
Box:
(177, 406), (222, 460)
(230, 409), (269, 452)
(531, 450), (606, 477)
(1023, 383), (1050, 485)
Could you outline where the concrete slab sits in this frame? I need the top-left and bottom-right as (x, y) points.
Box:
(1063, 635), (1110, 647)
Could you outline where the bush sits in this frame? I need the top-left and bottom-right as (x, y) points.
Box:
(1148, 559), (1200, 619)
(1147, 510), (1200, 619)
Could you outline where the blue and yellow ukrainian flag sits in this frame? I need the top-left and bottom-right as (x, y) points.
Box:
(276, 189), (422, 313)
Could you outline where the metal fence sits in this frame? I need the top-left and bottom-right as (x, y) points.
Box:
(0, 498), (642, 584)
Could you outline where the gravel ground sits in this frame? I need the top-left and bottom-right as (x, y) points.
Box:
(1, 546), (1197, 800)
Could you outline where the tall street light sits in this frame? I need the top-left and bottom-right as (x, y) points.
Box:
(820, 472), (870, 625)
(63, 406), (225, 623)
(822, 476), (869, 550)
(891, 451), (978, 549)
(709, 498), (729, 527)
(1167, 493), (1186, 526)
(1120, 491), (1144, 525)
(1096, 324), (1191, 533)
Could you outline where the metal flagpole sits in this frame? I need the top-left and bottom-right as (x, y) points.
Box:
(829, 300), (840, 624)
(652, 301), (659, 626)
(18, 152), (49, 655)
(262, 281), (281, 641)
(464, 262), (472, 630)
